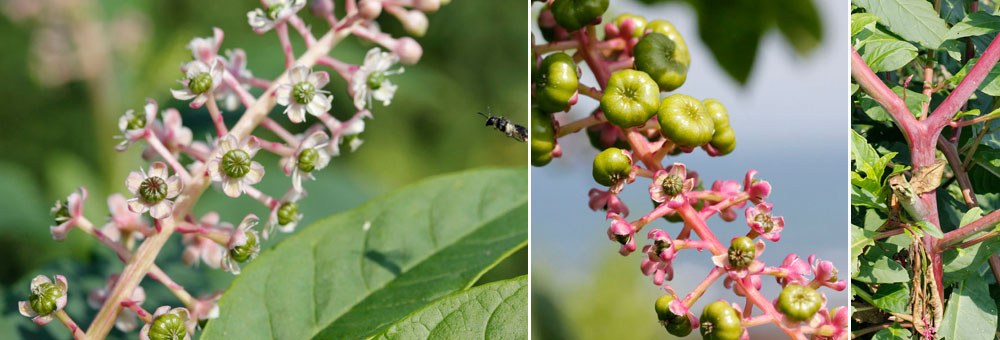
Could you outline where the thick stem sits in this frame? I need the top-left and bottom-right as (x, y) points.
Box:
(556, 114), (603, 138)
(682, 267), (724, 308)
(928, 33), (1000, 132)
(938, 135), (978, 207)
(578, 26), (611, 89)
(851, 45), (918, 144)
(676, 203), (725, 255)
(86, 26), (356, 339)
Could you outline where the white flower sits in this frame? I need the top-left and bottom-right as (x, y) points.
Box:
(280, 131), (331, 191)
(49, 187), (87, 241)
(87, 274), (146, 332)
(352, 48), (404, 109)
(153, 108), (194, 153)
(170, 60), (223, 108)
(207, 135), (265, 198)
(18, 275), (68, 326)
(100, 193), (147, 243)
(222, 214), (261, 275)
(264, 188), (305, 239)
(247, 0), (306, 34)
(125, 162), (183, 220)
(276, 64), (332, 123)
(328, 113), (370, 156)
(115, 99), (157, 151)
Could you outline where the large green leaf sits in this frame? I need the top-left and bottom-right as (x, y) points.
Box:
(938, 275), (998, 340)
(871, 324), (911, 339)
(942, 207), (1000, 283)
(201, 168), (528, 339)
(949, 57), (1000, 96)
(851, 13), (880, 37)
(871, 283), (910, 314)
(946, 11), (1000, 41)
(855, 0), (950, 49)
(370, 276), (527, 340)
(855, 28), (918, 73)
(851, 224), (878, 274)
(855, 246), (910, 284)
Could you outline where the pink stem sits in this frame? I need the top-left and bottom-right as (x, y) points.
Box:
(120, 301), (153, 324)
(677, 203), (725, 255)
(288, 14), (317, 47)
(144, 132), (192, 182)
(577, 26), (611, 88)
(317, 55), (357, 83)
(850, 45), (918, 144)
(928, 33), (1000, 132)
(204, 93), (229, 137)
(682, 267), (724, 307)
(260, 118), (300, 146)
(276, 22), (295, 69)
(222, 70), (256, 108)
(738, 278), (808, 340)
(54, 310), (87, 340)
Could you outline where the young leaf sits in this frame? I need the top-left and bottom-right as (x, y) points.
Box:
(937, 275), (998, 340)
(855, 247), (910, 283)
(871, 283), (911, 314)
(914, 220), (944, 239)
(854, 0), (949, 49)
(854, 28), (919, 72)
(201, 168), (528, 340)
(851, 13), (880, 37)
(943, 208), (1000, 283)
(872, 324), (911, 340)
(948, 57), (1000, 96)
(369, 276), (527, 340)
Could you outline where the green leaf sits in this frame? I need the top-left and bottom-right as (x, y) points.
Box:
(855, 28), (919, 72)
(773, 0), (822, 55)
(871, 324), (911, 340)
(938, 275), (998, 340)
(871, 283), (910, 313)
(943, 207), (1000, 283)
(914, 220), (943, 239)
(855, 0), (950, 49)
(855, 246), (910, 283)
(851, 224), (878, 276)
(949, 57), (1000, 96)
(694, 0), (764, 84)
(858, 87), (927, 121)
(202, 168), (529, 340)
(946, 11), (1000, 40)
(852, 13), (880, 37)
(369, 276), (527, 339)
(954, 109), (982, 119)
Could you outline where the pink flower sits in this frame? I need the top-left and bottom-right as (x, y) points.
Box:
(708, 180), (743, 222)
(115, 99), (156, 151)
(246, 0), (306, 34)
(606, 213), (636, 256)
(191, 291), (223, 323)
(181, 212), (228, 269)
(588, 188), (629, 217)
(100, 194), (148, 243)
(87, 274), (146, 332)
(328, 111), (371, 156)
(126, 162), (184, 219)
(49, 187), (87, 241)
(222, 214), (261, 275)
(745, 203), (784, 242)
(743, 169), (771, 203)
(775, 253), (811, 287)
(649, 163), (695, 204)
(640, 229), (676, 285)
(660, 285), (700, 330)
(216, 49), (254, 111)
(809, 255), (847, 291)
(186, 27), (223, 64)
(723, 274), (761, 297)
(150, 108), (193, 155)
(18, 275), (68, 326)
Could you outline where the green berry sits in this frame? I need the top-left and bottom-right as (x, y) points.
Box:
(592, 147), (632, 187)
(292, 81), (316, 104)
(585, 121), (631, 151)
(657, 94), (714, 147)
(700, 301), (742, 340)
(703, 99), (735, 155)
(614, 14), (648, 38)
(645, 20), (690, 67)
(138, 176), (168, 204)
(222, 149), (252, 179)
(600, 69), (660, 128)
(727, 236), (755, 269)
(277, 202), (299, 226)
(367, 71), (386, 90)
(633, 32), (688, 91)
(534, 52), (578, 113)
(777, 284), (822, 322)
(297, 148), (319, 172)
(230, 231), (257, 263)
(549, 0), (609, 31)
(188, 72), (213, 94)
(28, 282), (62, 316)
(531, 108), (556, 167)
(148, 311), (187, 340)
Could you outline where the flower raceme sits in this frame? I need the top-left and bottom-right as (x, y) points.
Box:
(20, 1), (445, 338)
(532, 5), (845, 339)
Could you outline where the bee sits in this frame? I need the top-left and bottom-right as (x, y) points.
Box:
(477, 107), (528, 142)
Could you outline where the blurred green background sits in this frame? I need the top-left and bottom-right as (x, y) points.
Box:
(0, 0), (527, 338)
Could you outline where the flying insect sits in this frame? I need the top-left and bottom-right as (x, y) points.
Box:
(477, 107), (528, 142)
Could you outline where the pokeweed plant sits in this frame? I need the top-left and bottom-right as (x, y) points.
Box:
(532, 0), (847, 339)
(9, 1), (526, 339)
(851, 1), (1000, 339)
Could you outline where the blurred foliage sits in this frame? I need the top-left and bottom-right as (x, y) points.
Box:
(631, 0), (823, 84)
(0, 0), (526, 338)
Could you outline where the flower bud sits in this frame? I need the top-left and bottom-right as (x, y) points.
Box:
(414, 0), (439, 12)
(399, 9), (428, 37)
(310, 0), (334, 16)
(358, 0), (382, 20)
(395, 37), (423, 65)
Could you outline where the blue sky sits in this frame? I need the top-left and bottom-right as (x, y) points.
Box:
(532, 0), (847, 336)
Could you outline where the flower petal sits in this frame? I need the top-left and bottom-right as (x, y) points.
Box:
(171, 88), (197, 100)
(308, 70), (330, 88)
(306, 94), (331, 116)
(218, 134), (237, 153)
(275, 84), (292, 106)
(222, 178), (242, 198)
(126, 171), (145, 194)
(127, 198), (149, 214)
(166, 176), (183, 198)
(150, 201), (172, 220)
(289, 65), (309, 83)
(18, 301), (38, 318)
(148, 162), (168, 180)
